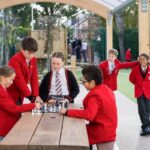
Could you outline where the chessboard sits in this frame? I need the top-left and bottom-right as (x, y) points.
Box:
(32, 100), (69, 115)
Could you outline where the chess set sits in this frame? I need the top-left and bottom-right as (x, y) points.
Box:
(32, 99), (69, 115)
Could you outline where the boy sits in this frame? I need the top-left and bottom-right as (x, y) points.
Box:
(60, 65), (117, 150)
(99, 48), (138, 91)
(7, 37), (41, 104)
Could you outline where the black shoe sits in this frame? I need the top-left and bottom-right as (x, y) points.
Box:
(140, 127), (150, 136)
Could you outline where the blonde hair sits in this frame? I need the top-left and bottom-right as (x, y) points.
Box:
(108, 49), (118, 57)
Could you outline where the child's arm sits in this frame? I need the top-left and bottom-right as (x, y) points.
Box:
(129, 69), (136, 84)
(0, 94), (36, 114)
(39, 73), (50, 102)
(67, 71), (79, 102)
(118, 61), (138, 69)
(65, 97), (100, 121)
(30, 58), (39, 97)
(8, 58), (31, 97)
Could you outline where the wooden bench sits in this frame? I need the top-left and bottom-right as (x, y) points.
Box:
(0, 104), (89, 150)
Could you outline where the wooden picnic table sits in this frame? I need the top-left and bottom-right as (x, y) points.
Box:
(0, 104), (89, 150)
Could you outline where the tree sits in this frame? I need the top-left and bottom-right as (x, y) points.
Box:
(114, 2), (138, 61)
(35, 2), (79, 53)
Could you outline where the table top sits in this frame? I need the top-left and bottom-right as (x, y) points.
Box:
(0, 104), (89, 150)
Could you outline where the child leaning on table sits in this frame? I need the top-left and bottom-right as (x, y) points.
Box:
(0, 66), (41, 141)
(39, 52), (79, 104)
(59, 65), (118, 150)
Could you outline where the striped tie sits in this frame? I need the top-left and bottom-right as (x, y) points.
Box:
(55, 72), (62, 95)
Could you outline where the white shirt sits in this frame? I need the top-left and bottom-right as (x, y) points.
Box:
(49, 68), (69, 95)
(108, 62), (115, 74)
(81, 42), (87, 51)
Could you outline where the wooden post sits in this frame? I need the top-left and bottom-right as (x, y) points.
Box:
(138, 0), (150, 55)
(71, 55), (76, 74)
(106, 13), (113, 58)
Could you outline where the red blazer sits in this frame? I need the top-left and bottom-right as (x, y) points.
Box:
(99, 59), (138, 91)
(125, 49), (131, 61)
(0, 85), (35, 136)
(7, 52), (39, 103)
(129, 65), (150, 99)
(67, 84), (117, 144)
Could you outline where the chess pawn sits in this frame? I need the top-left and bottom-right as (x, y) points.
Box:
(44, 103), (47, 112)
(32, 109), (34, 116)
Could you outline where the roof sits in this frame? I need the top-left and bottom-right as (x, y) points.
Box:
(93, 0), (134, 13)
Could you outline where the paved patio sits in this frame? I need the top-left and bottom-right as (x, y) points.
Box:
(75, 85), (150, 150)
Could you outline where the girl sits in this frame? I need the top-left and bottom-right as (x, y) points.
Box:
(40, 52), (79, 104)
(129, 53), (150, 136)
(99, 48), (138, 91)
(60, 65), (117, 150)
(0, 66), (41, 141)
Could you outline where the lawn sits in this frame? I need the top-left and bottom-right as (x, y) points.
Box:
(75, 68), (136, 103)
(118, 69), (136, 102)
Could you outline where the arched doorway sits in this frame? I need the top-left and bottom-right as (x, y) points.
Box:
(0, 0), (115, 52)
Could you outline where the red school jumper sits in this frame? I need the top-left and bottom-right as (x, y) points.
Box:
(7, 51), (39, 103)
(67, 84), (118, 145)
(129, 65), (150, 99)
(0, 85), (35, 136)
(99, 59), (138, 91)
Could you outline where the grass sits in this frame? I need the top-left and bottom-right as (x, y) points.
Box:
(118, 69), (136, 103)
(75, 68), (136, 103)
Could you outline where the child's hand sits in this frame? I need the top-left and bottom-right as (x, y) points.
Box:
(35, 102), (42, 109)
(35, 96), (43, 104)
(59, 107), (67, 115)
(48, 99), (56, 105)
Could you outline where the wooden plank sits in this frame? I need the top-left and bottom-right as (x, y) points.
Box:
(28, 113), (63, 150)
(0, 112), (43, 150)
(60, 104), (89, 150)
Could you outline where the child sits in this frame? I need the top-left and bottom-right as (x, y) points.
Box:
(7, 37), (42, 104)
(125, 48), (132, 62)
(59, 65), (117, 150)
(40, 52), (79, 104)
(99, 48), (138, 91)
(0, 66), (41, 141)
(129, 53), (150, 136)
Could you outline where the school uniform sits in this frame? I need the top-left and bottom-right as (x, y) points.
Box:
(66, 84), (118, 145)
(129, 65), (150, 129)
(7, 51), (39, 104)
(39, 68), (79, 103)
(125, 49), (132, 62)
(0, 84), (35, 137)
(99, 59), (138, 91)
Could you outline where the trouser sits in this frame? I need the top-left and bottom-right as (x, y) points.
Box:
(96, 141), (115, 150)
(137, 95), (150, 129)
(81, 51), (87, 62)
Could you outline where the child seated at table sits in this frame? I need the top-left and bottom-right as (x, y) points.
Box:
(39, 52), (79, 104)
(59, 65), (118, 150)
(0, 66), (41, 141)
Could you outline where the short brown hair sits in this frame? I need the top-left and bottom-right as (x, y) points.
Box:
(108, 49), (118, 57)
(22, 37), (38, 52)
(0, 65), (15, 77)
(52, 52), (65, 61)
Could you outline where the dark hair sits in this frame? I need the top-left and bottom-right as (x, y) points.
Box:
(139, 53), (149, 60)
(82, 65), (103, 85)
(22, 37), (38, 52)
(52, 52), (65, 61)
(0, 65), (15, 77)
